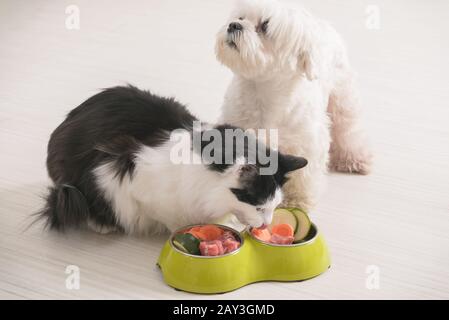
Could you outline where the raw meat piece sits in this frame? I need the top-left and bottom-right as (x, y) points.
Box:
(220, 230), (236, 241)
(199, 240), (224, 256)
(222, 238), (240, 253)
(270, 233), (294, 245)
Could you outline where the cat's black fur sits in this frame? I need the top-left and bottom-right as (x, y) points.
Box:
(37, 85), (307, 232)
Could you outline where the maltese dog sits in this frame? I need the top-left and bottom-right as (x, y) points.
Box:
(215, 0), (372, 210)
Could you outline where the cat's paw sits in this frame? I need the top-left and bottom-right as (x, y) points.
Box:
(87, 220), (118, 234)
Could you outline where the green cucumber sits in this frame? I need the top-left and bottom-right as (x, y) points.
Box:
(269, 208), (298, 234)
(288, 208), (312, 242)
(173, 233), (200, 255)
(173, 240), (189, 253)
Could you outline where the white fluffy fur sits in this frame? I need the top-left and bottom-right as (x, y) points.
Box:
(216, 0), (372, 210)
(94, 132), (283, 234)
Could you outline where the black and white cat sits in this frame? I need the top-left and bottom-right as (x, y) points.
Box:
(37, 85), (307, 234)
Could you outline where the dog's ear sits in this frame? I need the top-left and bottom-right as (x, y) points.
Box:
(297, 26), (319, 81)
(299, 51), (317, 81)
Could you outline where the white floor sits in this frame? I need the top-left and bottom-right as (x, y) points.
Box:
(1, 0), (448, 299)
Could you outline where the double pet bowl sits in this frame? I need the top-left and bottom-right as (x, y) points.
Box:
(157, 223), (331, 294)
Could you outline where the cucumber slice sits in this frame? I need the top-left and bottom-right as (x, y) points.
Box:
(173, 233), (200, 255)
(288, 208), (312, 242)
(173, 240), (189, 253)
(269, 208), (298, 234)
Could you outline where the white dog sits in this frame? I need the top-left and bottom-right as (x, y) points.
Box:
(215, 0), (372, 210)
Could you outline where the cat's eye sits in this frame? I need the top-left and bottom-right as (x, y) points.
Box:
(256, 207), (263, 212)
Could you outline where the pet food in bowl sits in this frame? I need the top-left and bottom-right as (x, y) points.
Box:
(158, 219), (331, 294)
(251, 208), (312, 245)
(172, 224), (241, 256)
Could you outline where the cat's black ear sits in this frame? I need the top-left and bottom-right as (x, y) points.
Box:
(275, 154), (307, 185)
(280, 154), (308, 173)
(277, 153), (308, 176)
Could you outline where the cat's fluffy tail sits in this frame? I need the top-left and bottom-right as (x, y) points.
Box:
(34, 184), (90, 231)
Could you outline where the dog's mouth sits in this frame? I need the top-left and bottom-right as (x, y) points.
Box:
(226, 40), (238, 50)
(226, 32), (240, 51)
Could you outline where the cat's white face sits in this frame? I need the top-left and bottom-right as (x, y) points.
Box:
(209, 154), (306, 229)
(228, 187), (283, 228)
(185, 125), (308, 229)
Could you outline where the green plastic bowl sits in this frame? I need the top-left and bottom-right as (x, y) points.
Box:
(157, 223), (330, 294)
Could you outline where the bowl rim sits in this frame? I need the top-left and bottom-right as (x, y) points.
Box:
(169, 223), (244, 259)
(246, 223), (319, 247)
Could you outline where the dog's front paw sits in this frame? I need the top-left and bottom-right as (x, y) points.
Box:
(329, 146), (373, 175)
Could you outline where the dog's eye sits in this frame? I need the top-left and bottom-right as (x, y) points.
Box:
(238, 17), (244, 20)
(256, 207), (263, 213)
(260, 20), (269, 33)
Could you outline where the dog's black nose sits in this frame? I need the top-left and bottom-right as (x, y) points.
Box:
(227, 22), (243, 33)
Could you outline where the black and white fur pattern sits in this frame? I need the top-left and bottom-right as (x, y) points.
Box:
(37, 85), (307, 234)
